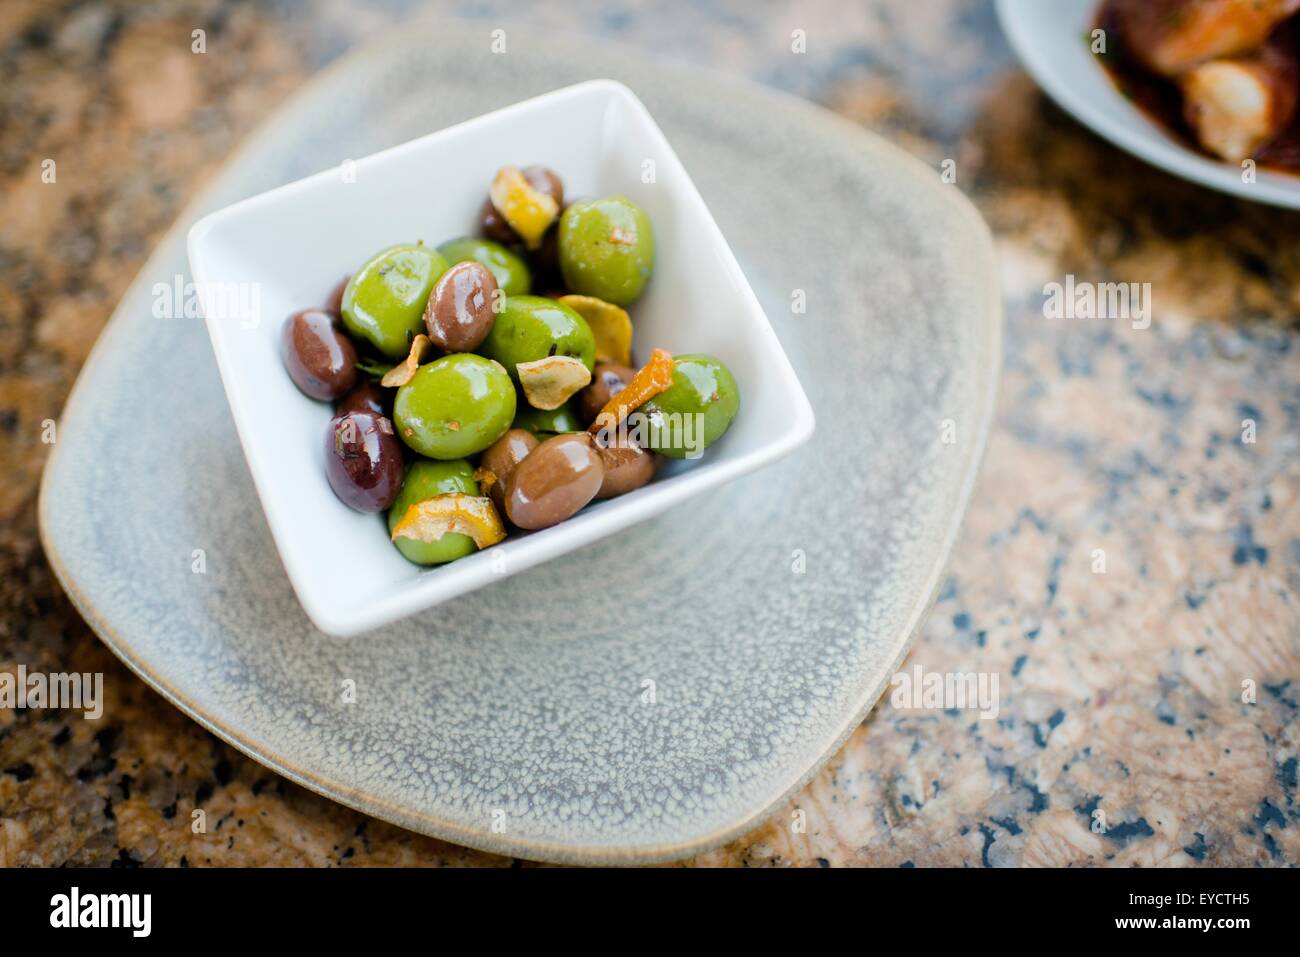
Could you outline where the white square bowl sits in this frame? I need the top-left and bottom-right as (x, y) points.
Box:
(187, 79), (814, 637)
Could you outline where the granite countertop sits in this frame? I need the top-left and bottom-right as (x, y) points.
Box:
(1, 0), (1296, 867)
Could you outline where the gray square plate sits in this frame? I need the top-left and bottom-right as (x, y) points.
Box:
(39, 21), (1001, 864)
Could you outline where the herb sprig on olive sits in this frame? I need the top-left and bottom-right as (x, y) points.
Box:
(280, 164), (741, 566)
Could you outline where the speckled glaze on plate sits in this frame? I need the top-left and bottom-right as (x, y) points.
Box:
(38, 20), (1001, 864)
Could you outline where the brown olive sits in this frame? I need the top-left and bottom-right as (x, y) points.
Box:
(532, 221), (563, 287)
(521, 165), (564, 208)
(324, 411), (404, 512)
(575, 361), (636, 425)
(503, 432), (603, 530)
(325, 275), (350, 317)
(282, 308), (358, 401)
(335, 380), (389, 418)
(593, 435), (656, 499)
(424, 260), (498, 352)
(479, 428), (539, 511)
(478, 196), (518, 245)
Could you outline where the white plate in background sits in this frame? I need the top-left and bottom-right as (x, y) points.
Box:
(996, 0), (1300, 208)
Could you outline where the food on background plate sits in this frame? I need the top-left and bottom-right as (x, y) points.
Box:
(1180, 40), (1299, 162)
(1110, 0), (1300, 76)
(280, 164), (741, 567)
(1097, 0), (1300, 167)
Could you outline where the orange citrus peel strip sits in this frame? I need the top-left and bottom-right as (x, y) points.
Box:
(557, 295), (633, 366)
(588, 348), (674, 434)
(390, 494), (507, 549)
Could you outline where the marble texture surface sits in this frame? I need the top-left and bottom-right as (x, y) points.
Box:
(2, 0), (1297, 867)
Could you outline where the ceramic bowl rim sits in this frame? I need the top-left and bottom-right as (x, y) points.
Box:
(185, 77), (815, 637)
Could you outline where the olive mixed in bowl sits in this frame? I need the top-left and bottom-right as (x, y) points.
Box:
(280, 164), (741, 566)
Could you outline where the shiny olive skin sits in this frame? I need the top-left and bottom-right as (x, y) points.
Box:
(480, 295), (594, 383)
(424, 260), (498, 352)
(393, 353), (515, 459)
(593, 435), (656, 499)
(477, 197), (518, 245)
(325, 411), (404, 512)
(281, 309), (358, 400)
(325, 275), (350, 317)
(387, 459), (479, 565)
(521, 165), (564, 207)
(558, 197), (655, 305)
(476, 166), (564, 245)
(335, 380), (390, 418)
(341, 244), (449, 359)
(575, 361), (636, 425)
(478, 428), (539, 511)
(644, 354), (741, 459)
(512, 402), (583, 437)
(437, 237), (532, 297)
(503, 432), (604, 530)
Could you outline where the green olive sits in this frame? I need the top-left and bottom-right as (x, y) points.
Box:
(643, 355), (740, 459)
(557, 197), (655, 305)
(387, 459), (479, 565)
(480, 295), (594, 383)
(512, 401), (583, 436)
(437, 237), (532, 297)
(394, 353), (516, 459)
(341, 244), (449, 359)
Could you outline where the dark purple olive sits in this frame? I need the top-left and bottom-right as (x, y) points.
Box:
(424, 260), (498, 352)
(478, 197), (518, 245)
(325, 411), (403, 512)
(532, 221), (563, 287)
(335, 380), (389, 418)
(325, 275), (350, 317)
(282, 308), (357, 401)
